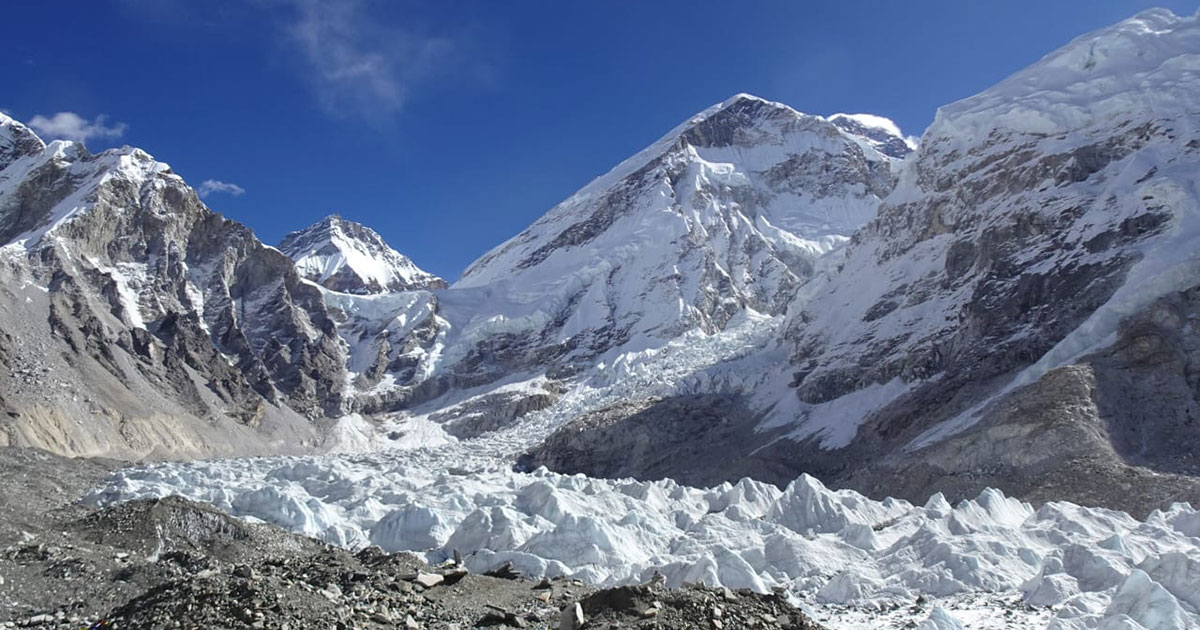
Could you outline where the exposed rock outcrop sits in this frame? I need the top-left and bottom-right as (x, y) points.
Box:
(0, 114), (345, 457)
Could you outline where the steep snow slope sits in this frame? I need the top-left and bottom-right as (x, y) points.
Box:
(826, 113), (916, 159)
(733, 8), (1200, 507)
(280, 215), (446, 294)
(320, 94), (913, 421)
(321, 288), (447, 397)
(451, 94), (906, 365)
(930, 8), (1200, 143)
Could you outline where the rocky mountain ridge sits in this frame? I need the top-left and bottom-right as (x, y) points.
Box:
(0, 113), (343, 458)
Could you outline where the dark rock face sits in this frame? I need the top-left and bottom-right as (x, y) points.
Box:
(0, 118), (347, 456)
(757, 112), (1200, 512)
(828, 115), (914, 160)
(1, 170), (68, 246)
(830, 356), (1200, 518)
(433, 390), (558, 440)
(520, 395), (804, 489)
(1089, 288), (1200, 476)
(67, 160), (348, 418)
(0, 117), (45, 169)
(791, 125), (1171, 412)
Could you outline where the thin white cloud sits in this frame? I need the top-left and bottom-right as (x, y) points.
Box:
(197, 179), (246, 199)
(276, 0), (455, 123)
(27, 112), (127, 144)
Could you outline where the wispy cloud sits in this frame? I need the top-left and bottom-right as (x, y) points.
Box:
(27, 112), (127, 144)
(275, 0), (457, 123)
(197, 179), (246, 198)
(114, 0), (491, 124)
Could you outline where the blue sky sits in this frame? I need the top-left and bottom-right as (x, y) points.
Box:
(2, 1), (1193, 280)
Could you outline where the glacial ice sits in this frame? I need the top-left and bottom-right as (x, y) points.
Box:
(90, 454), (1200, 630)
(80, 286), (1200, 629)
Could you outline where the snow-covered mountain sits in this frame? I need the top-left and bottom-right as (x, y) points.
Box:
(513, 8), (1200, 514)
(295, 93), (915, 426)
(826, 113), (916, 159)
(7, 9), (1200, 629)
(766, 7), (1200, 505)
(451, 93), (906, 372)
(0, 113), (345, 457)
(279, 215), (446, 294)
(1, 8), (1199, 522)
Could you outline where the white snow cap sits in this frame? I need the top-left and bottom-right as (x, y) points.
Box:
(0, 111), (47, 163)
(827, 113), (905, 140)
(279, 214), (445, 294)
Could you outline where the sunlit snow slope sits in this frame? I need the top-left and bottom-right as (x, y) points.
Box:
(313, 93), (912, 430)
(747, 7), (1200, 509)
(280, 215), (447, 294)
(455, 93), (905, 355)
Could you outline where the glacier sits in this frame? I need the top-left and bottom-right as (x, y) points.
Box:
(89, 446), (1200, 630)
(6, 7), (1200, 630)
(84, 314), (1200, 630)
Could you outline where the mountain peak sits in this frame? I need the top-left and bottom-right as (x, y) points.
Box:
(456, 90), (905, 358)
(680, 93), (805, 141)
(712, 92), (785, 113)
(279, 215), (446, 294)
(681, 95), (912, 162)
(0, 112), (47, 172)
(722, 92), (770, 105)
(826, 113), (915, 159)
